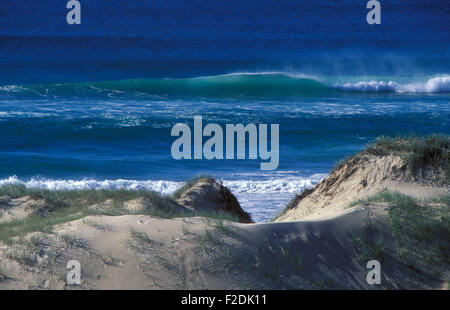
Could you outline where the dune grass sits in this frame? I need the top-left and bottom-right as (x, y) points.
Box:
(0, 184), (161, 210)
(349, 190), (449, 270)
(129, 228), (155, 246)
(0, 204), (90, 245)
(352, 235), (385, 262)
(0, 180), (241, 243)
(333, 134), (449, 178)
(171, 174), (214, 200)
(0, 184), (176, 242)
(363, 134), (449, 179)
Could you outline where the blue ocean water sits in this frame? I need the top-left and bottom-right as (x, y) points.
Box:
(0, 1), (449, 222)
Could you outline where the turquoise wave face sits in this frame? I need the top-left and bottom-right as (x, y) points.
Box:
(1, 73), (449, 101)
(0, 74), (330, 100)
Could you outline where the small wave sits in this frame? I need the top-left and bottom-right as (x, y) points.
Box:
(0, 111), (56, 118)
(222, 174), (325, 194)
(0, 175), (326, 195)
(0, 176), (182, 195)
(0, 85), (25, 92)
(337, 80), (401, 92)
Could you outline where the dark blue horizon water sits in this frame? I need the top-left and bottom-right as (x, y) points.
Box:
(0, 0), (449, 221)
(1, 0), (449, 83)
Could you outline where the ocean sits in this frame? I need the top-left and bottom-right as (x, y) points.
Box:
(0, 0), (448, 222)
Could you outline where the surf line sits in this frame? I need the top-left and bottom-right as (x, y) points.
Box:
(171, 116), (279, 170)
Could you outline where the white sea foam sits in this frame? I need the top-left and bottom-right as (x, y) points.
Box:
(0, 85), (25, 92)
(423, 75), (450, 92)
(0, 174), (325, 195)
(336, 75), (450, 93)
(0, 176), (182, 195)
(222, 174), (325, 194)
(337, 80), (401, 92)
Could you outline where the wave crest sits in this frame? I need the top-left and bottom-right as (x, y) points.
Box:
(0, 73), (448, 100)
(424, 76), (450, 92)
(336, 75), (450, 93)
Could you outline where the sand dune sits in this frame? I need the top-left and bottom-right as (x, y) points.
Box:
(275, 153), (447, 222)
(0, 136), (448, 289)
(0, 205), (444, 289)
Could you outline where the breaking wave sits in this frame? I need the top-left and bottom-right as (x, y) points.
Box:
(1, 73), (448, 100)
